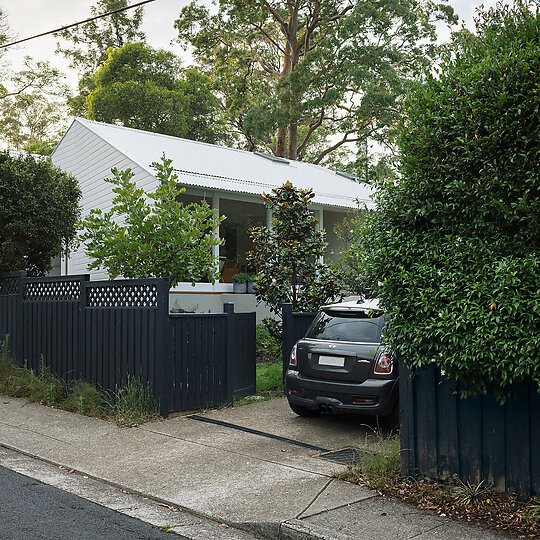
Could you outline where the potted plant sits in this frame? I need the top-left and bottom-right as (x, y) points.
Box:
(232, 272), (249, 293)
(247, 274), (258, 294)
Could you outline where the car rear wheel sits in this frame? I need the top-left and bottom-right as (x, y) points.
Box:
(288, 401), (320, 417)
(380, 402), (399, 430)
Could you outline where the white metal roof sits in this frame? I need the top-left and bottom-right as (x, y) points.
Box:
(58, 118), (374, 210)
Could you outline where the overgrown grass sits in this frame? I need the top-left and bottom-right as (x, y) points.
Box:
(234, 361), (284, 406)
(336, 433), (401, 491)
(256, 361), (283, 393)
(107, 375), (160, 427)
(0, 340), (159, 427)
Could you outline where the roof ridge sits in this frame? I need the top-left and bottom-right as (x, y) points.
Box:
(75, 117), (338, 174)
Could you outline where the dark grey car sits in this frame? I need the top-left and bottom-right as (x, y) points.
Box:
(284, 299), (398, 425)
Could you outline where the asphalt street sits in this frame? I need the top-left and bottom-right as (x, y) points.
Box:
(0, 465), (180, 540)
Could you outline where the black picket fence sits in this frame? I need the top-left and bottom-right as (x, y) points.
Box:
(0, 272), (256, 416)
(400, 364), (540, 496)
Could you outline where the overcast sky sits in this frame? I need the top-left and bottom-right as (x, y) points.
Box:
(2, 0), (504, 90)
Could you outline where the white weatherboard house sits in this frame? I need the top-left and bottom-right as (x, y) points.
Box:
(52, 118), (373, 316)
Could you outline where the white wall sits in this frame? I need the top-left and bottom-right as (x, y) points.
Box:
(169, 292), (276, 323)
(52, 120), (158, 279)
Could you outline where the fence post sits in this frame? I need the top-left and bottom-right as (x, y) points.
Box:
(77, 275), (90, 381)
(15, 271), (27, 364)
(282, 302), (293, 382)
(224, 302), (235, 405)
(156, 277), (171, 418)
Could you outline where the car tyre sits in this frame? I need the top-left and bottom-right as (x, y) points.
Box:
(288, 400), (320, 417)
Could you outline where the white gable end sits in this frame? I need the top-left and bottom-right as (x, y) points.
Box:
(52, 119), (159, 278)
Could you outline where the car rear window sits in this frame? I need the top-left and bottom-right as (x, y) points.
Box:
(305, 310), (384, 343)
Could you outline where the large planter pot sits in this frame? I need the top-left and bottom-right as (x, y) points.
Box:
(232, 282), (247, 293)
(399, 363), (540, 495)
(247, 282), (255, 294)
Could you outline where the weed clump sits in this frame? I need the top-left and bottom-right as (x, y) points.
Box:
(0, 339), (159, 427)
(108, 375), (159, 427)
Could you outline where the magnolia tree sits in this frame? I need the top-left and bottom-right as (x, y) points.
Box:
(247, 182), (342, 321)
(354, 1), (540, 397)
(79, 156), (224, 287)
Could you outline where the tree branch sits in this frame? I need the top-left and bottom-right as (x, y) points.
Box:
(313, 124), (372, 164)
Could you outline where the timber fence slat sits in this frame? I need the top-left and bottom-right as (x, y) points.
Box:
(400, 363), (540, 496)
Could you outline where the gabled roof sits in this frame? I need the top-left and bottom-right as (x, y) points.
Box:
(56, 118), (374, 209)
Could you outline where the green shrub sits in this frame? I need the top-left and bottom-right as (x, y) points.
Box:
(355, 1), (540, 397)
(232, 272), (249, 283)
(256, 323), (282, 363)
(247, 181), (343, 315)
(256, 362), (283, 393)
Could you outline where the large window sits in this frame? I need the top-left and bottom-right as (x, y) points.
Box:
(219, 198), (266, 282)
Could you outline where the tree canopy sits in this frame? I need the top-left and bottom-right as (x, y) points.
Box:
(86, 43), (226, 143)
(0, 152), (81, 275)
(56, 0), (147, 116)
(353, 0), (540, 396)
(79, 156), (224, 288)
(175, 0), (457, 166)
(0, 58), (67, 154)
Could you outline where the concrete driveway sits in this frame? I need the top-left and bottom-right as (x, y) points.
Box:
(0, 395), (503, 539)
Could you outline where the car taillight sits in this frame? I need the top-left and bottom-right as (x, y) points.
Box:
(374, 351), (392, 374)
(289, 344), (298, 367)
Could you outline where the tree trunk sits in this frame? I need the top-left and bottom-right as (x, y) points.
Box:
(275, 3), (300, 160)
(276, 127), (287, 157)
(288, 122), (298, 160)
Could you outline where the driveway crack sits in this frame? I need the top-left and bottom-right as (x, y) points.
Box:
(296, 478), (333, 519)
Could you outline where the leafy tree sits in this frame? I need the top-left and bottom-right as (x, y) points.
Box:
(86, 43), (226, 143)
(247, 181), (342, 316)
(0, 12), (65, 153)
(55, 0), (146, 115)
(354, 1), (540, 396)
(0, 58), (68, 153)
(175, 0), (457, 164)
(0, 8), (10, 55)
(79, 156), (225, 288)
(0, 91), (64, 154)
(0, 152), (81, 275)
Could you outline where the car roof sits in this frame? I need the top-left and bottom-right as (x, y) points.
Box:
(321, 298), (381, 312)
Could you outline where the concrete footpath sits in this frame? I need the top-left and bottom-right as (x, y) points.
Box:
(0, 395), (508, 540)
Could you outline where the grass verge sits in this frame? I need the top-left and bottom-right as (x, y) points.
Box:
(337, 432), (539, 539)
(0, 341), (159, 427)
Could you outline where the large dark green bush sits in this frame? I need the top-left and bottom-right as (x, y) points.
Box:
(0, 152), (81, 275)
(356, 1), (540, 396)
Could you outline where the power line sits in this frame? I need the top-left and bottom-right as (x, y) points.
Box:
(0, 0), (157, 50)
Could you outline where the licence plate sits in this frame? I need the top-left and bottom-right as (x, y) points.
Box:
(318, 355), (345, 367)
